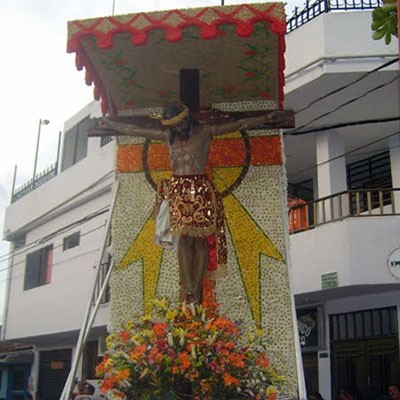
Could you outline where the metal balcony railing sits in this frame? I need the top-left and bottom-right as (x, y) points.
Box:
(11, 163), (58, 203)
(288, 187), (400, 234)
(286, 0), (383, 32)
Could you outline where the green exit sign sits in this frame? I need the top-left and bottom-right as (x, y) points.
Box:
(321, 272), (338, 289)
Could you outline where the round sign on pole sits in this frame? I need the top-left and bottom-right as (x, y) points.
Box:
(388, 247), (400, 280)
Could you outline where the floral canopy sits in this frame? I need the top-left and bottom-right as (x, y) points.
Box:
(67, 2), (286, 116)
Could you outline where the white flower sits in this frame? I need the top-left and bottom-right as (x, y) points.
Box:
(167, 332), (174, 347)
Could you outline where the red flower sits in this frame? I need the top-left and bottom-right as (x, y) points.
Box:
(246, 72), (257, 77)
(245, 49), (257, 56)
(125, 100), (134, 107)
(128, 79), (138, 85)
(259, 91), (271, 99)
(158, 90), (167, 97)
(224, 85), (235, 94)
(116, 59), (128, 66)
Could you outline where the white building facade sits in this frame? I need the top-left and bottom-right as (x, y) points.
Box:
(1, 2), (399, 400)
(2, 101), (115, 399)
(285, 5), (400, 400)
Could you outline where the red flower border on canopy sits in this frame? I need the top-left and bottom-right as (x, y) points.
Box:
(67, 3), (287, 115)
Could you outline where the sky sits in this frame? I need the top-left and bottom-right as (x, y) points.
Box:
(0, 0), (305, 322)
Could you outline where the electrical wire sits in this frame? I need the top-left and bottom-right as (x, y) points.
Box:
(1, 59), (399, 284)
(294, 57), (399, 115)
(0, 248), (104, 287)
(283, 116), (400, 136)
(0, 222), (108, 281)
(287, 75), (399, 135)
(288, 128), (400, 182)
(1, 170), (114, 247)
(0, 169), (114, 262)
(0, 205), (110, 264)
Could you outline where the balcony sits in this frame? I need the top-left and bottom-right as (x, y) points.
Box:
(11, 163), (58, 203)
(289, 188), (400, 296)
(288, 187), (400, 234)
(286, 0), (382, 32)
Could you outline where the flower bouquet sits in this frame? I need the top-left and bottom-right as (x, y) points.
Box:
(96, 298), (285, 400)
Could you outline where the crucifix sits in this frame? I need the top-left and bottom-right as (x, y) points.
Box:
(89, 68), (294, 304)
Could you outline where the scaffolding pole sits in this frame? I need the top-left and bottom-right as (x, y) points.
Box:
(60, 178), (120, 400)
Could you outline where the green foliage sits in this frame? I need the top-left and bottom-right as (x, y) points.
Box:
(371, 0), (398, 45)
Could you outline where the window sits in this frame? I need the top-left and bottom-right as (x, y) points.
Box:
(63, 231), (80, 251)
(100, 136), (113, 147)
(347, 151), (392, 211)
(61, 117), (91, 171)
(24, 245), (53, 290)
(13, 234), (26, 250)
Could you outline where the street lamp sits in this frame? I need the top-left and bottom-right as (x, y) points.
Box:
(33, 118), (50, 184)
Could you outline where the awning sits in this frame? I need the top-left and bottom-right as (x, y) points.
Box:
(67, 3), (287, 115)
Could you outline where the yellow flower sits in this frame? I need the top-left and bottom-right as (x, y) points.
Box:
(141, 313), (152, 322)
(165, 309), (177, 321)
(106, 334), (117, 350)
(153, 298), (167, 310)
(266, 386), (278, 396)
(125, 321), (134, 330)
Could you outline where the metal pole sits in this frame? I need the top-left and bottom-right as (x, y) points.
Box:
(60, 178), (120, 400)
(10, 165), (17, 203)
(33, 119), (49, 185)
(56, 131), (62, 174)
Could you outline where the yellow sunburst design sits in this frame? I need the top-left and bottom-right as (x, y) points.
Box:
(117, 217), (163, 314)
(213, 168), (284, 327)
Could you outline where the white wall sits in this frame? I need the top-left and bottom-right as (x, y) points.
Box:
(2, 101), (115, 340)
(290, 216), (400, 294)
(3, 138), (115, 239)
(4, 187), (112, 340)
(285, 11), (398, 92)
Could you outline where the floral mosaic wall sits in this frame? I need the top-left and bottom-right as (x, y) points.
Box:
(109, 101), (299, 397)
(67, 2), (297, 395)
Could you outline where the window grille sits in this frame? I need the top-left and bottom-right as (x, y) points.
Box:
(347, 151), (392, 212)
(100, 136), (113, 147)
(330, 307), (398, 341)
(63, 232), (80, 251)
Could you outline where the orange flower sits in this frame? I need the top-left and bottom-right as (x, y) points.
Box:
(256, 353), (270, 369)
(207, 317), (238, 335)
(131, 344), (147, 360)
(268, 392), (277, 400)
(223, 372), (240, 387)
(150, 347), (163, 363)
(177, 351), (191, 371)
(116, 368), (130, 382)
(172, 366), (179, 375)
(200, 379), (212, 394)
(118, 330), (131, 343)
(101, 376), (117, 392)
(152, 322), (168, 338)
(228, 352), (245, 368)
